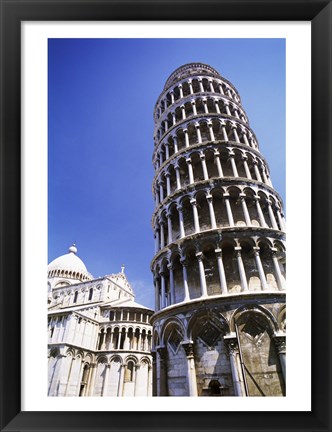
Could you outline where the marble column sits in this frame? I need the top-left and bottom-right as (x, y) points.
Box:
(182, 342), (198, 396)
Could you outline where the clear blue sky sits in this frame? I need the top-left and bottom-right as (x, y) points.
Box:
(48, 38), (285, 310)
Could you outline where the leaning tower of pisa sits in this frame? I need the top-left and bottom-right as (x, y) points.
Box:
(150, 63), (286, 397)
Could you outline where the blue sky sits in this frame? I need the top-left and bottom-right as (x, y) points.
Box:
(48, 38), (285, 310)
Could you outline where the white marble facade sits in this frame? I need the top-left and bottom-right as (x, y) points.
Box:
(47, 245), (153, 397)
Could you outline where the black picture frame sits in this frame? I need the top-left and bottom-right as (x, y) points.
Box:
(1, 1), (331, 431)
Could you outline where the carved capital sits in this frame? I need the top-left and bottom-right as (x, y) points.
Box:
(182, 341), (195, 358)
(156, 346), (167, 360)
(274, 336), (286, 354)
(224, 336), (239, 355)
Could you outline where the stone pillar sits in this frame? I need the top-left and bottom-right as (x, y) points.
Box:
(166, 212), (173, 244)
(191, 99), (197, 115)
(159, 219), (165, 249)
(181, 258), (191, 301)
(148, 365), (153, 396)
(168, 262), (175, 305)
(118, 364), (125, 397)
(173, 135), (178, 153)
(177, 204), (186, 238)
(255, 197), (267, 227)
(182, 342), (198, 396)
(156, 347), (168, 396)
(203, 98), (209, 114)
(134, 364), (141, 396)
(170, 90), (175, 104)
(155, 277), (160, 312)
(242, 155), (252, 179)
(175, 165), (182, 190)
(87, 363), (97, 396)
(102, 364), (110, 396)
(253, 247), (269, 291)
(206, 194), (217, 229)
(178, 83), (184, 98)
(214, 98), (220, 113)
(186, 158), (194, 184)
(225, 103), (231, 116)
(271, 248), (286, 291)
(239, 193), (251, 226)
(224, 193), (235, 227)
(215, 248), (228, 294)
(274, 335), (286, 385)
(232, 125), (240, 143)
(235, 247), (249, 291)
(198, 78), (204, 92)
(224, 336), (247, 396)
(183, 128), (190, 147)
(277, 208), (286, 231)
(218, 82), (224, 94)
(267, 200), (279, 230)
(207, 121), (215, 141)
(165, 172), (171, 196)
(221, 122), (229, 141)
(188, 79), (194, 94)
(195, 123), (202, 143)
(253, 161), (262, 182)
(214, 151), (224, 177)
(209, 79), (215, 93)
(159, 180), (164, 202)
(190, 199), (200, 233)
(160, 272), (166, 309)
(181, 104), (186, 120)
(242, 132), (250, 146)
(172, 112), (176, 126)
(196, 252), (208, 297)
(165, 143), (170, 159)
(200, 154), (209, 180)
(229, 153), (239, 177)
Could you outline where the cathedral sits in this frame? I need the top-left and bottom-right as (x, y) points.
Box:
(47, 245), (153, 397)
(48, 63), (286, 397)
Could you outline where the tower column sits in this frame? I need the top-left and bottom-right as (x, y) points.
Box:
(183, 128), (190, 147)
(167, 262), (175, 305)
(196, 252), (208, 297)
(242, 155), (252, 179)
(215, 248), (228, 294)
(253, 160), (262, 182)
(190, 199), (200, 233)
(239, 193), (251, 226)
(253, 247), (269, 291)
(235, 247), (249, 291)
(173, 135), (178, 153)
(271, 248), (286, 291)
(207, 121), (215, 141)
(267, 200), (279, 230)
(214, 151), (224, 177)
(200, 153), (209, 180)
(165, 172), (171, 196)
(186, 158), (194, 184)
(224, 336), (247, 396)
(273, 336), (286, 382)
(175, 165), (182, 190)
(160, 271), (166, 309)
(191, 99), (197, 115)
(195, 123), (202, 143)
(177, 204), (186, 238)
(181, 258), (190, 301)
(224, 193), (235, 227)
(255, 197), (268, 227)
(229, 153), (239, 177)
(221, 121), (228, 141)
(206, 194), (217, 229)
(182, 342), (198, 396)
(166, 212), (173, 244)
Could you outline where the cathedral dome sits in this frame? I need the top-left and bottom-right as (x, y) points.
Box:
(48, 245), (93, 282)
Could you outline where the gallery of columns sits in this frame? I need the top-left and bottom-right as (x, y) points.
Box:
(150, 63), (286, 397)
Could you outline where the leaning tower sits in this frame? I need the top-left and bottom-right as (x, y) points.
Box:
(150, 63), (286, 397)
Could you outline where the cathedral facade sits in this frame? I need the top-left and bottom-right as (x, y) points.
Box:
(47, 245), (153, 397)
(150, 63), (286, 396)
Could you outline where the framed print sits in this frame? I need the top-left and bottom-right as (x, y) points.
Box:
(1, 1), (331, 431)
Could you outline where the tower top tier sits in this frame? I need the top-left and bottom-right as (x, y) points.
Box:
(163, 63), (222, 90)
